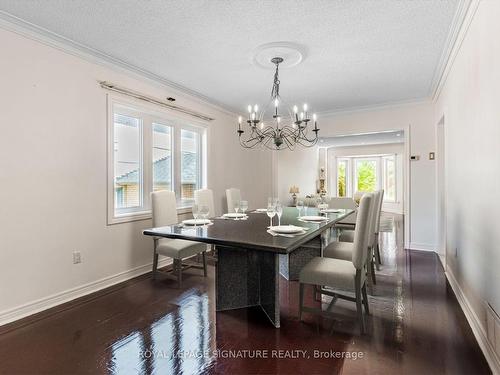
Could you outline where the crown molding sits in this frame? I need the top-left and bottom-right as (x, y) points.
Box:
(317, 98), (431, 118)
(0, 10), (237, 117)
(430, 0), (480, 101)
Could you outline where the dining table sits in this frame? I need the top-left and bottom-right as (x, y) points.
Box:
(143, 206), (354, 328)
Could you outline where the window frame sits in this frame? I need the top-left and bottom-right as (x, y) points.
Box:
(334, 154), (398, 203)
(382, 155), (397, 202)
(107, 96), (208, 225)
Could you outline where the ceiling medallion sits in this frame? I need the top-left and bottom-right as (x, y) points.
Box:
(237, 56), (319, 150)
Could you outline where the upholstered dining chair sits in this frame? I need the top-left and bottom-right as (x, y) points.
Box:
(332, 197), (358, 229)
(225, 188), (241, 214)
(194, 189), (216, 217)
(299, 193), (373, 334)
(338, 189), (384, 269)
(325, 190), (381, 285)
(151, 190), (207, 288)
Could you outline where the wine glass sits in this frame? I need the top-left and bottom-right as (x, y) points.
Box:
(192, 204), (200, 226)
(199, 205), (209, 220)
(296, 200), (304, 217)
(240, 200), (248, 216)
(267, 203), (276, 228)
(234, 201), (240, 214)
(276, 202), (283, 226)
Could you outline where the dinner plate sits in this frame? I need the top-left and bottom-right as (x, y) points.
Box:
(300, 215), (328, 222)
(182, 219), (212, 226)
(269, 225), (305, 234)
(255, 208), (268, 212)
(322, 209), (342, 213)
(223, 213), (247, 218)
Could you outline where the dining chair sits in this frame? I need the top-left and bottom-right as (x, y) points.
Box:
(373, 190), (385, 267)
(324, 190), (380, 285)
(151, 190), (208, 288)
(299, 193), (373, 334)
(194, 188), (216, 253)
(194, 188), (216, 217)
(225, 188), (241, 213)
(338, 189), (384, 269)
(332, 197), (358, 229)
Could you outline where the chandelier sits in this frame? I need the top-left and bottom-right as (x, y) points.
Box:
(237, 57), (319, 150)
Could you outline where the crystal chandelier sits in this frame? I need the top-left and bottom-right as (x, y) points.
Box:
(237, 57), (319, 150)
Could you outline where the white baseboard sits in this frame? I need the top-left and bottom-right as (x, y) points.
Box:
(0, 258), (172, 327)
(409, 242), (435, 252)
(446, 269), (500, 374)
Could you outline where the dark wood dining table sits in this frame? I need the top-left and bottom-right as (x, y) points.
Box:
(143, 207), (354, 328)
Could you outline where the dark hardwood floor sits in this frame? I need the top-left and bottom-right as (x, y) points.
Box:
(0, 215), (491, 374)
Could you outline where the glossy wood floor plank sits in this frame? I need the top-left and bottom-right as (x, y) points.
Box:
(0, 215), (491, 374)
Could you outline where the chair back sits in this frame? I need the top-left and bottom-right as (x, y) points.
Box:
(367, 191), (381, 247)
(151, 190), (178, 227)
(351, 193), (373, 270)
(226, 188), (241, 213)
(194, 189), (215, 217)
(374, 189), (385, 233)
(328, 197), (357, 210)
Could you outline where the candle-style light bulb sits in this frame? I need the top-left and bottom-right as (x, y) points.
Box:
(274, 98), (279, 107)
(247, 105), (252, 113)
(293, 105), (298, 114)
(300, 112), (304, 120)
(238, 116), (242, 124)
(303, 103), (308, 112)
(313, 113), (317, 122)
(251, 112), (256, 120)
(277, 116), (281, 124)
(254, 104), (259, 113)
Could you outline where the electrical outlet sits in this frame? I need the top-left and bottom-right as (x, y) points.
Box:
(73, 251), (82, 264)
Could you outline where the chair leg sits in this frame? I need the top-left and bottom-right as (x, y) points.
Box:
(152, 252), (159, 280)
(298, 283), (304, 321)
(173, 259), (182, 288)
(375, 241), (382, 269)
(362, 283), (370, 315)
(202, 251), (207, 277)
(370, 257), (377, 285)
(355, 273), (365, 334)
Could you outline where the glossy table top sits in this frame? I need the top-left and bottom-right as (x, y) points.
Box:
(143, 207), (353, 254)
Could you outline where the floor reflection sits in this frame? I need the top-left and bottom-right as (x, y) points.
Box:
(108, 290), (213, 375)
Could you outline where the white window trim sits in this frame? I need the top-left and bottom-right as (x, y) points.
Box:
(107, 95), (208, 225)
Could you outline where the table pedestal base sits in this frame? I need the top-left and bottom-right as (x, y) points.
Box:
(216, 246), (280, 328)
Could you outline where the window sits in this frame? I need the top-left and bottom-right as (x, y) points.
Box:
(336, 159), (349, 197)
(383, 155), (396, 202)
(355, 159), (378, 192)
(180, 129), (201, 201)
(334, 154), (397, 203)
(113, 113), (142, 212)
(108, 100), (207, 224)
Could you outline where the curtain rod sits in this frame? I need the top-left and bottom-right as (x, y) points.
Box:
(99, 81), (215, 122)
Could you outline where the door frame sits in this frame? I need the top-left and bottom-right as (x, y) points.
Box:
(436, 114), (447, 268)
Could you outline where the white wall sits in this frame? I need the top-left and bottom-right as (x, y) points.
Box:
(0, 27), (272, 323)
(435, 1), (500, 365)
(276, 102), (437, 250)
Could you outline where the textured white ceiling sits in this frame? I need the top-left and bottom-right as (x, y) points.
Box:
(0, 0), (459, 113)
